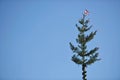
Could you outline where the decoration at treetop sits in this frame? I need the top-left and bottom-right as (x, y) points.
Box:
(69, 10), (100, 80)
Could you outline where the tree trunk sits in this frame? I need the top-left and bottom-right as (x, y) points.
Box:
(82, 64), (87, 80)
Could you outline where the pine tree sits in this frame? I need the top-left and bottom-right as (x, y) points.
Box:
(69, 10), (100, 80)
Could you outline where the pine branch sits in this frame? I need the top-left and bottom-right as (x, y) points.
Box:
(84, 26), (92, 31)
(76, 24), (92, 35)
(71, 54), (83, 64)
(86, 30), (97, 42)
(85, 47), (99, 56)
(69, 42), (77, 52)
(77, 34), (86, 44)
(79, 18), (84, 25)
(85, 19), (89, 25)
(86, 53), (100, 65)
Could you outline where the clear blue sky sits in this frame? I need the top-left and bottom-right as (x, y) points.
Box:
(0, 0), (120, 80)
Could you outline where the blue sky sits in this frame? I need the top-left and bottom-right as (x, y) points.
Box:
(0, 0), (120, 80)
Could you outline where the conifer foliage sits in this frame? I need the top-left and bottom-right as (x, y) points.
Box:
(69, 10), (100, 80)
